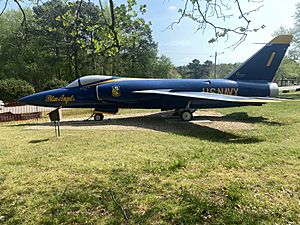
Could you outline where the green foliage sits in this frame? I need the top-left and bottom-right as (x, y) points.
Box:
(289, 3), (300, 60)
(42, 79), (68, 91)
(275, 3), (300, 62)
(216, 63), (240, 78)
(152, 55), (175, 78)
(275, 57), (300, 80)
(0, 78), (35, 102)
(0, 0), (173, 89)
(177, 59), (213, 79)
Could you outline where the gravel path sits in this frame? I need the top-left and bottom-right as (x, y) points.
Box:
(25, 110), (255, 133)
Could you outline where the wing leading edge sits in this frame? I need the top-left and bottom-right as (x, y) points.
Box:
(133, 90), (283, 103)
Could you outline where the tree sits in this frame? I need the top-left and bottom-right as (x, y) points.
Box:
(42, 79), (68, 91)
(0, 1), (265, 47)
(177, 59), (212, 79)
(187, 59), (211, 79)
(188, 59), (201, 78)
(273, 3), (300, 81)
(0, 78), (35, 102)
(168, 0), (265, 47)
(216, 63), (240, 78)
(289, 3), (300, 60)
(0, 9), (44, 83)
(153, 55), (174, 78)
(0, 0), (174, 89)
(275, 57), (300, 81)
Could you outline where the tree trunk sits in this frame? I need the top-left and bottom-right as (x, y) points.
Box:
(55, 42), (61, 80)
(74, 51), (79, 78)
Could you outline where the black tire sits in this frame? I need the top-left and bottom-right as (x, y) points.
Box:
(180, 110), (193, 121)
(94, 113), (104, 121)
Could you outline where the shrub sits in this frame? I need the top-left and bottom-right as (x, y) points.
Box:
(0, 79), (35, 102)
(42, 79), (68, 91)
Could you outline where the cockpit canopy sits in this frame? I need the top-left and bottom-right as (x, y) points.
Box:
(66, 75), (113, 88)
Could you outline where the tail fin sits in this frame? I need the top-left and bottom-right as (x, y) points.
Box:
(225, 35), (293, 82)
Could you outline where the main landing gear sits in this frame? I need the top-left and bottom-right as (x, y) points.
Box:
(180, 110), (193, 121)
(174, 109), (197, 121)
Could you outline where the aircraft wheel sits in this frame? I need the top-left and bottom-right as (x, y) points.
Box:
(180, 110), (193, 121)
(94, 113), (104, 121)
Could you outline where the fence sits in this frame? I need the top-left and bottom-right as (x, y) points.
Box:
(0, 103), (55, 122)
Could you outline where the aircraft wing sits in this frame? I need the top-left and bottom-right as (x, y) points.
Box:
(133, 90), (283, 103)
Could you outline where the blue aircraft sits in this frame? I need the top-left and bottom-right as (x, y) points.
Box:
(19, 35), (292, 121)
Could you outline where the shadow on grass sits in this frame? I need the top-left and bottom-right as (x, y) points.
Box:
(12, 111), (263, 144)
(29, 139), (49, 144)
(40, 170), (139, 225)
(200, 112), (285, 126)
(37, 172), (281, 225)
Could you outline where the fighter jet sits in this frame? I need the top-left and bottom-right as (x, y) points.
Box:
(19, 35), (293, 121)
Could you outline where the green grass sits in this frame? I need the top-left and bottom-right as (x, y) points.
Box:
(1, 93), (300, 224)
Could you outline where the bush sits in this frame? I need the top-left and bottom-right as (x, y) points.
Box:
(0, 79), (35, 102)
(42, 79), (68, 91)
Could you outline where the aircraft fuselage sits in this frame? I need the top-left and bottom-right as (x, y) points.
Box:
(20, 78), (276, 111)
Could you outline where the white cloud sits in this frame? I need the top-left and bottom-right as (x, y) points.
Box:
(168, 6), (177, 11)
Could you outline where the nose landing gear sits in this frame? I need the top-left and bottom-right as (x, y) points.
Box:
(89, 108), (118, 121)
(93, 113), (104, 121)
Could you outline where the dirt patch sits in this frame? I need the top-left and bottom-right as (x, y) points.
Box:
(26, 110), (255, 133)
(192, 111), (254, 131)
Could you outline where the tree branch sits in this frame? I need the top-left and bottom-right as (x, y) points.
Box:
(0, 0), (9, 17)
(109, 189), (129, 222)
(76, 0), (83, 20)
(14, 0), (27, 28)
(108, 0), (120, 50)
(166, 0), (189, 30)
(169, 0), (265, 48)
(98, 0), (109, 25)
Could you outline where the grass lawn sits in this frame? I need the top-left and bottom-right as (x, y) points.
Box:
(0, 93), (300, 224)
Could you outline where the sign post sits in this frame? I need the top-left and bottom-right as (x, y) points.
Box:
(48, 108), (62, 137)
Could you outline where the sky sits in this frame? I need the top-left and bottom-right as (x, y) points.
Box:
(127, 0), (299, 66)
(3, 0), (299, 66)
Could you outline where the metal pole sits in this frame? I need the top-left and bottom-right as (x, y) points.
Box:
(210, 51), (224, 79)
(54, 122), (57, 138)
(214, 51), (217, 79)
(57, 122), (61, 137)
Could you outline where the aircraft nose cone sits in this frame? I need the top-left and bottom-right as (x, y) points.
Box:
(19, 94), (43, 105)
(19, 88), (74, 107)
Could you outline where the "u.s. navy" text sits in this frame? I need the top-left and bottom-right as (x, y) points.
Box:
(202, 88), (239, 95)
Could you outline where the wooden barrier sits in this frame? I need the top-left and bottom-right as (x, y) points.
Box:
(0, 112), (42, 122)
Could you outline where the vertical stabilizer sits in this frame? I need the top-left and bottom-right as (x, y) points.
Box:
(225, 35), (293, 82)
